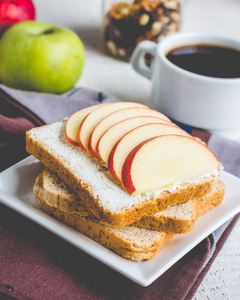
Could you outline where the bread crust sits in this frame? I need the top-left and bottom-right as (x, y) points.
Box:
(134, 214), (196, 234)
(194, 181), (225, 219)
(134, 181), (225, 233)
(35, 179), (174, 261)
(26, 123), (219, 227)
(38, 168), (224, 235)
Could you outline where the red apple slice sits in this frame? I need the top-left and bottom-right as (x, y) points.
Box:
(122, 135), (220, 196)
(97, 116), (172, 164)
(77, 102), (147, 152)
(108, 123), (191, 182)
(65, 103), (107, 146)
(89, 107), (172, 157)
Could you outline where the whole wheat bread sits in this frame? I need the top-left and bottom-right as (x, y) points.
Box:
(26, 121), (220, 227)
(36, 168), (224, 235)
(34, 171), (174, 261)
(134, 181), (225, 233)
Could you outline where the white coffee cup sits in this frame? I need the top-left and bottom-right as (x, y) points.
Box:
(130, 32), (240, 133)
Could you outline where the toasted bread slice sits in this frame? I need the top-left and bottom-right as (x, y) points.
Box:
(37, 168), (224, 235)
(26, 121), (220, 227)
(34, 172), (174, 261)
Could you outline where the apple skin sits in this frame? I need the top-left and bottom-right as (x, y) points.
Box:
(122, 135), (220, 196)
(65, 104), (104, 147)
(108, 123), (191, 182)
(77, 102), (146, 153)
(0, 21), (85, 93)
(0, 0), (35, 36)
(121, 138), (148, 195)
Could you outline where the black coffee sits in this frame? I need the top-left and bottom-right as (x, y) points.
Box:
(166, 44), (240, 78)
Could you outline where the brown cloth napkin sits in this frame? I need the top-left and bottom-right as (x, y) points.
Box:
(0, 84), (239, 300)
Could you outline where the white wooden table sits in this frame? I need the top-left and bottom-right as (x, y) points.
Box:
(34, 1), (240, 298)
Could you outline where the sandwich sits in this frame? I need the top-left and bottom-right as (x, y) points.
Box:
(26, 102), (224, 260)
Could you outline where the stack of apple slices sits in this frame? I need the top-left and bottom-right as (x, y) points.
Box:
(65, 102), (220, 196)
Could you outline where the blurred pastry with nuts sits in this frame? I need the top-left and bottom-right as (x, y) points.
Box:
(102, 0), (184, 60)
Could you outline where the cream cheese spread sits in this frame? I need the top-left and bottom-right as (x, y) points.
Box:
(31, 121), (222, 212)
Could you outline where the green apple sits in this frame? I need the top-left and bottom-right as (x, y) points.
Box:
(0, 20), (85, 93)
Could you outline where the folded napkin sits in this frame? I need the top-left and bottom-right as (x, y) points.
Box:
(0, 84), (239, 300)
(0, 85), (117, 171)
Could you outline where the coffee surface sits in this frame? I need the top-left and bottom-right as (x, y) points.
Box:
(166, 44), (240, 78)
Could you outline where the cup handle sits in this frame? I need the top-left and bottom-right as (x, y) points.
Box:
(130, 40), (157, 79)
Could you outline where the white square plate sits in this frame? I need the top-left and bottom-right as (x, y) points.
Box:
(0, 156), (240, 286)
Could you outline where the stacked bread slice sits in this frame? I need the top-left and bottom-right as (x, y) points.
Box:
(26, 102), (225, 261)
(34, 169), (175, 261)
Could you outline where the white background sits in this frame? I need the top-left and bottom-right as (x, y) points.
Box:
(33, 1), (240, 299)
